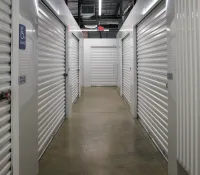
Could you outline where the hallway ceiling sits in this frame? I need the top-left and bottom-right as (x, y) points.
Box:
(66, 0), (136, 31)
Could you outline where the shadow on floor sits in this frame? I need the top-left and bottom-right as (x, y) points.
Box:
(39, 87), (168, 175)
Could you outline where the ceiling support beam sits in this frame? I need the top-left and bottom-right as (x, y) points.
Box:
(114, 0), (122, 16)
(78, 0), (81, 26)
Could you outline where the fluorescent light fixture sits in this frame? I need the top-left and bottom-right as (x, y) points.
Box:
(70, 29), (110, 32)
(142, 0), (159, 15)
(120, 29), (133, 32)
(84, 25), (98, 29)
(26, 29), (36, 33)
(99, 0), (102, 16)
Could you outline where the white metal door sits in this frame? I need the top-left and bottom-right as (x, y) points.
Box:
(90, 46), (117, 86)
(136, 2), (168, 156)
(0, 0), (12, 174)
(122, 35), (131, 105)
(38, 3), (66, 157)
(70, 34), (79, 104)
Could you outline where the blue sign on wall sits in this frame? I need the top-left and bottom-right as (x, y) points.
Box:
(19, 24), (26, 50)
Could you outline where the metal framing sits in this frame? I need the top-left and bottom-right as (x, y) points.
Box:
(11, 0), (19, 173)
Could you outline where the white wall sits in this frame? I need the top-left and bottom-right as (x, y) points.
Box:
(83, 39), (117, 87)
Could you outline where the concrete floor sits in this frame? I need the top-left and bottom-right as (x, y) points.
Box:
(39, 87), (167, 175)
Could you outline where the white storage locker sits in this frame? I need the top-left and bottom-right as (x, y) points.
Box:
(0, 0), (12, 174)
(122, 35), (131, 106)
(38, 2), (66, 157)
(70, 34), (79, 104)
(90, 46), (117, 86)
(136, 2), (168, 156)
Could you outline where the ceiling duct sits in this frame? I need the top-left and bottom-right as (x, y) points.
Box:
(81, 5), (95, 19)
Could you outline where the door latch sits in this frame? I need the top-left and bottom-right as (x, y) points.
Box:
(167, 73), (173, 80)
(63, 73), (68, 77)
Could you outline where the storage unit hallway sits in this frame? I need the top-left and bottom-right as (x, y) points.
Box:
(39, 87), (167, 175)
(5, 0), (200, 174)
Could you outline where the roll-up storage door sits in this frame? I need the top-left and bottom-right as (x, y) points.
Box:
(122, 35), (131, 106)
(38, 2), (66, 157)
(136, 2), (168, 156)
(70, 35), (79, 104)
(0, 0), (12, 174)
(90, 46), (117, 86)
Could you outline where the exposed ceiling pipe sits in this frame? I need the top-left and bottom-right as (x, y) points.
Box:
(123, 2), (134, 15)
(78, 0), (81, 25)
(123, 0), (137, 20)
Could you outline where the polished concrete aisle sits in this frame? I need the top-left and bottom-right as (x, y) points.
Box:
(39, 87), (167, 175)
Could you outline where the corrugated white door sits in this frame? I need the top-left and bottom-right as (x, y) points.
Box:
(70, 34), (79, 104)
(122, 35), (131, 105)
(0, 0), (12, 174)
(38, 3), (66, 157)
(90, 46), (117, 86)
(136, 2), (168, 156)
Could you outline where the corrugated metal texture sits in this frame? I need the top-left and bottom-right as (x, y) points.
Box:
(38, 3), (66, 157)
(136, 2), (168, 156)
(122, 35), (131, 105)
(90, 46), (117, 86)
(176, 0), (199, 174)
(70, 34), (79, 104)
(0, 0), (12, 174)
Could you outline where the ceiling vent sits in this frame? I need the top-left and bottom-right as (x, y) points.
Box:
(81, 5), (95, 18)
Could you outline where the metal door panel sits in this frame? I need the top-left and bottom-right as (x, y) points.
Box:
(0, 0), (12, 174)
(38, 2), (66, 157)
(70, 35), (79, 104)
(122, 35), (131, 105)
(137, 2), (168, 156)
(90, 46), (117, 86)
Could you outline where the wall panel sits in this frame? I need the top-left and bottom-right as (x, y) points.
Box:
(176, 0), (200, 174)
